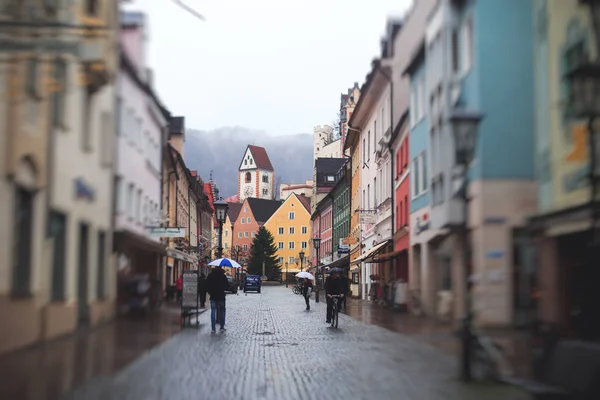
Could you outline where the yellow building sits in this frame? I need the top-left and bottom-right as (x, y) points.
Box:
(264, 193), (312, 280)
(530, 0), (598, 337)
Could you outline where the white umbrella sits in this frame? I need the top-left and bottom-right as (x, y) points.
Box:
(208, 258), (242, 269)
(296, 271), (315, 280)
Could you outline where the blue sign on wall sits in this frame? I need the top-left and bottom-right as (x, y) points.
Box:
(74, 178), (95, 202)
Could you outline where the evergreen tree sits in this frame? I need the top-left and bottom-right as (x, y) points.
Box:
(248, 227), (280, 279)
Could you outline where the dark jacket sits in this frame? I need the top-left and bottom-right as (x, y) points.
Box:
(205, 268), (229, 301)
(198, 275), (207, 294)
(324, 276), (345, 295)
(301, 279), (313, 297)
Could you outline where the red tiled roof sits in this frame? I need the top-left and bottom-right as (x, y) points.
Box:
(224, 194), (239, 203)
(247, 145), (274, 171)
(296, 194), (311, 213)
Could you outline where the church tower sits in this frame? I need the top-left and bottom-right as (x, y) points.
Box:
(238, 145), (275, 202)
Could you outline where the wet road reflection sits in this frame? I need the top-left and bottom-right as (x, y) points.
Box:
(0, 306), (185, 400)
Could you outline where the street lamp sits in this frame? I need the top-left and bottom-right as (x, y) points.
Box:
(299, 250), (305, 272)
(213, 199), (229, 259)
(312, 236), (321, 303)
(285, 262), (289, 288)
(450, 108), (482, 382)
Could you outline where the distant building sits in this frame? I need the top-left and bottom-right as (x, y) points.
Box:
(314, 125), (341, 161)
(279, 180), (313, 201)
(312, 158), (346, 213)
(340, 82), (361, 155)
(238, 145), (275, 202)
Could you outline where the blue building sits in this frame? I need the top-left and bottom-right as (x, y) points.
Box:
(423, 0), (537, 327)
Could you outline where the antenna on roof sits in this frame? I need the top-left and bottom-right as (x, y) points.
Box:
(171, 0), (206, 21)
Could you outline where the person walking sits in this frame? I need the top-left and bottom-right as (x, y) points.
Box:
(198, 273), (207, 308)
(324, 270), (345, 323)
(176, 274), (183, 303)
(205, 265), (229, 333)
(301, 278), (313, 310)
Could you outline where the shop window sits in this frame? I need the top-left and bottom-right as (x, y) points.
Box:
(12, 186), (34, 295)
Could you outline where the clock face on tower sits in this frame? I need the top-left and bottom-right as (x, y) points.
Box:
(244, 186), (253, 197)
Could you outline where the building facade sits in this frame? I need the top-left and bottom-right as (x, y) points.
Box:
(264, 193), (312, 280)
(314, 125), (341, 160)
(114, 11), (169, 311)
(238, 145), (275, 202)
(392, 115), (410, 287)
(529, 0), (600, 338)
(232, 197), (281, 261)
(279, 180), (313, 201)
(339, 83), (361, 155)
(330, 161), (351, 268)
(427, 0), (537, 327)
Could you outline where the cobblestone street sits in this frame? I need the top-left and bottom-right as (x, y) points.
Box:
(65, 286), (529, 400)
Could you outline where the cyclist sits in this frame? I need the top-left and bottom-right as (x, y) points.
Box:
(324, 269), (345, 323)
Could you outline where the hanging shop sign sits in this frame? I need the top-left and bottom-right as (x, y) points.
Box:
(147, 227), (186, 238)
(415, 213), (430, 235)
(74, 178), (95, 202)
(338, 239), (350, 254)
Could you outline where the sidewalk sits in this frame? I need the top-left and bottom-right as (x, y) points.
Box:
(0, 304), (198, 400)
(343, 297), (535, 378)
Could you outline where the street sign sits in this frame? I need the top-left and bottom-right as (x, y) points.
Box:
(147, 227), (186, 238)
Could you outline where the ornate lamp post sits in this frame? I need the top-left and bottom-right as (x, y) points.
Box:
(299, 250), (305, 272)
(450, 109), (482, 382)
(312, 236), (321, 303)
(213, 199), (229, 259)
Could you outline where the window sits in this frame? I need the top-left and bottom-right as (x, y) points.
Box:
(97, 231), (106, 299)
(243, 244), (248, 251)
(100, 112), (112, 167)
(49, 211), (67, 300)
(461, 16), (474, 73)
(52, 58), (67, 126)
(26, 58), (38, 97)
(278, 227), (284, 235)
(248, 217), (252, 223)
(262, 189), (268, 195)
(136, 189), (142, 222)
(374, 177), (377, 207)
(289, 227), (295, 234)
(326, 175), (335, 182)
(410, 86), (416, 127)
(374, 120), (377, 151)
(289, 242), (295, 249)
(244, 207), (248, 213)
(245, 172), (251, 183)
(244, 232), (249, 237)
(301, 241), (308, 249)
(288, 256), (296, 264)
(278, 257), (284, 265)
(412, 158), (420, 198)
(127, 184), (134, 218)
(288, 212), (295, 220)
(241, 218), (245, 224)
(301, 226), (307, 234)
(238, 232), (242, 238)
(367, 185), (370, 209)
(251, 232), (256, 237)
(421, 152), (428, 192)
(86, 0), (98, 14)
(278, 242), (284, 249)
(362, 138), (366, 166)
(452, 28), (460, 73)
(367, 131), (371, 160)
(262, 174), (269, 183)
(13, 187), (34, 295)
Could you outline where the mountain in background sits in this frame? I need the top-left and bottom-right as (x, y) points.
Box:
(184, 127), (314, 198)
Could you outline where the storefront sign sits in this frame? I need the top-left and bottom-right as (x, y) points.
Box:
(338, 241), (350, 254)
(485, 250), (504, 259)
(181, 271), (199, 308)
(147, 227), (186, 238)
(74, 178), (95, 202)
(360, 214), (376, 224)
(415, 213), (430, 235)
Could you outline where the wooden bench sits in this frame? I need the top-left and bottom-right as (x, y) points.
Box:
(503, 340), (600, 400)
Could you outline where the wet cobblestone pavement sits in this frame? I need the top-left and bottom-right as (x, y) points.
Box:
(64, 287), (529, 400)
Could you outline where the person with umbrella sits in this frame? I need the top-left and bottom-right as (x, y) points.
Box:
(296, 272), (315, 310)
(206, 257), (242, 333)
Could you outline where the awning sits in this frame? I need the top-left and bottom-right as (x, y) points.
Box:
(114, 230), (166, 255)
(371, 249), (407, 263)
(351, 240), (390, 265)
(321, 255), (350, 271)
(166, 248), (198, 263)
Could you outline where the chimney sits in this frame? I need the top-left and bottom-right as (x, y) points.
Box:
(169, 116), (186, 158)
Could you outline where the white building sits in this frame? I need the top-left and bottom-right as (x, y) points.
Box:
(314, 125), (341, 160)
(114, 12), (170, 298)
(238, 145), (275, 202)
(280, 180), (313, 200)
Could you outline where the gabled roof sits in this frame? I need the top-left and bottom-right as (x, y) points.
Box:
(227, 202), (243, 223)
(239, 145), (274, 171)
(204, 183), (215, 212)
(246, 198), (281, 224)
(296, 194), (311, 213)
(315, 157), (346, 176)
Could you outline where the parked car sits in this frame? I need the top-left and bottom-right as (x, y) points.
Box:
(244, 274), (261, 293)
(226, 275), (238, 294)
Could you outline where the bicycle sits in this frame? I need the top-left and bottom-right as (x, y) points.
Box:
(329, 295), (342, 328)
(292, 285), (302, 295)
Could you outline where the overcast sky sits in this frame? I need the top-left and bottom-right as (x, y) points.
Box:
(122, 0), (411, 136)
